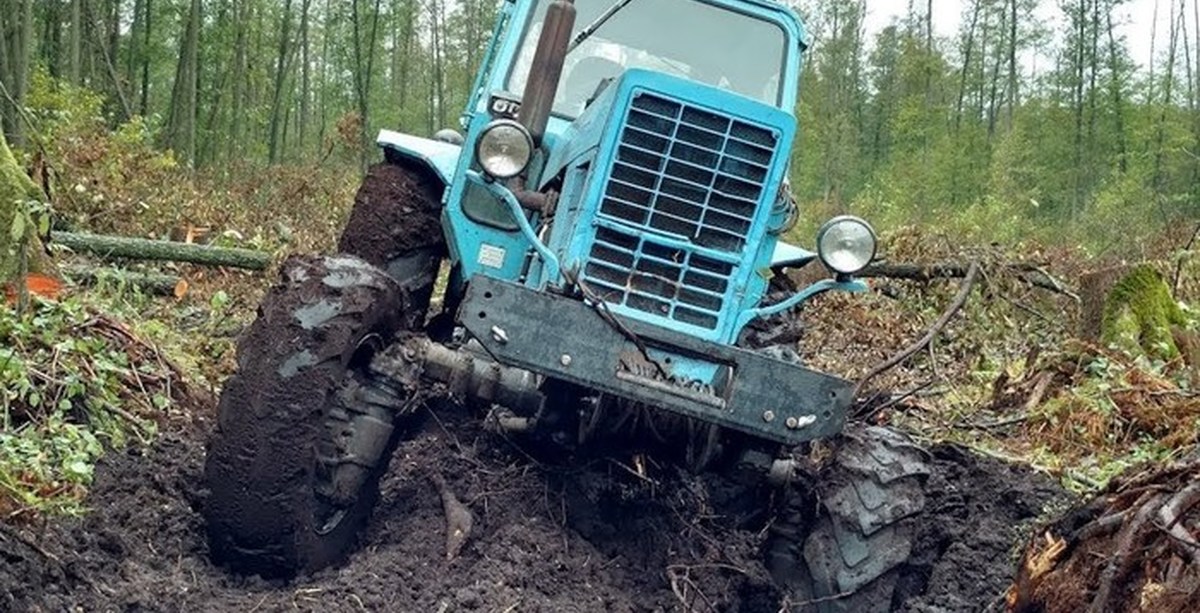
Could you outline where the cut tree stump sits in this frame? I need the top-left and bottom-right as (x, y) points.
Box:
(53, 232), (271, 270)
(1078, 265), (1131, 342)
(0, 129), (52, 287)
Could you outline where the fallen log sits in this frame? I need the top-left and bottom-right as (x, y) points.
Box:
(861, 261), (1079, 300)
(61, 265), (182, 296)
(52, 231), (271, 270)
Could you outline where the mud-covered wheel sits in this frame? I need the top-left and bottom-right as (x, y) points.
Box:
(766, 427), (931, 612)
(340, 160), (446, 329)
(204, 254), (410, 578)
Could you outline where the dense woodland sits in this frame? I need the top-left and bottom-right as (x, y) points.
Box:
(0, 0), (1197, 245)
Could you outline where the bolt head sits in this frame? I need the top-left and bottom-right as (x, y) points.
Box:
(762, 410), (776, 423)
(560, 354), (572, 367)
(490, 325), (509, 344)
(785, 416), (799, 429)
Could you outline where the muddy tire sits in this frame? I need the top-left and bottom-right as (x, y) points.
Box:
(340, 161), (446, 328)
(766, 427), (930, 613)
(203, 255), (406, 578)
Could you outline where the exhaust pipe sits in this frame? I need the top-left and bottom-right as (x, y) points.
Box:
(518, 0), (576, 146)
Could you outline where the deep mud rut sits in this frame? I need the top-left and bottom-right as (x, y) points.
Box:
(1, 405), (1069, 612)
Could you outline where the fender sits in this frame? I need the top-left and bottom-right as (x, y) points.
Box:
(771, 241), (818, 269)
(376, 129), (461, 187)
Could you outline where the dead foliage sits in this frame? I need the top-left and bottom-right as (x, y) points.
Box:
(976, 344), (1200, 460)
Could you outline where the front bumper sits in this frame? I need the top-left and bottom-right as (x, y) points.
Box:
(459, 276), (853, 445)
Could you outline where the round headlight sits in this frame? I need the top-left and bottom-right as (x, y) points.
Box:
(817, 216), (877, 275)
(476, 120), (533, 179)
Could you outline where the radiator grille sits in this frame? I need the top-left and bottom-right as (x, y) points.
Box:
(583, 91), (778, 330)
(584, 226), (735, 331)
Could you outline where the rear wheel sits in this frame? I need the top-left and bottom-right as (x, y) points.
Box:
(766, 426), (930, 612)
(203, 255), (417, 577)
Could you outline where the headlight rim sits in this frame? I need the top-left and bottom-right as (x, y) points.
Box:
(816, 215), (877, 276)
(475, 119), (534, 180)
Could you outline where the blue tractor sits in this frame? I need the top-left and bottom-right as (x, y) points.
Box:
(203, 1), (929, 610)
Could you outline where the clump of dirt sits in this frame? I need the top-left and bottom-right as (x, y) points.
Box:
(0, 407), (1069, 612)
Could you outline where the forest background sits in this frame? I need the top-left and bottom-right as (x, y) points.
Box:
(0, 0), (1195, 252)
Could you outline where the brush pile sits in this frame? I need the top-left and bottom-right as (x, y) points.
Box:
(1007, 458), (1200, 612)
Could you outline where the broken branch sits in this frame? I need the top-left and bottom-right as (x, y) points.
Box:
(860, 260), (1077, 300)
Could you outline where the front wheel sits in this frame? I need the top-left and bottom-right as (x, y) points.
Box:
(203, 255), (410, 577)
(766, 427), (930, 612)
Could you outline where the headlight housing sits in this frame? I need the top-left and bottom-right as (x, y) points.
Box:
(475, 119), (533, 179)
(817, 216), (877, 275)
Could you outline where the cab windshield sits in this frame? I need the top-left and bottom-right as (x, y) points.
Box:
(507, 0), (788, 118)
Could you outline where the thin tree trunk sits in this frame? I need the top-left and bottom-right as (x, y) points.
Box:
(1150, 0), (1160, 104)
(200, 1), (232, 165)
(1106, 10), (1129, 174)
(351, 0), (383, 168)
(1006, 0), (1018, 126)
(230, 0), (247, 156)
(140, 0), (152, 115)
(1152, 0), (1182, 201)
(1072, 0), (1086, 217)
(69, 0), (83, 84)
(298, 0), (312, 152)
(164, 0), (201, 165)
(9, 0), (34, 145)
(986, 5), (1006, 139)
(85, 0), (133, 121)
(398, 0), (413, 122)
(1086, 0), (1100, 169)
(0, 2), (13, 138)
(431, 0), (445, 129)
(317, 0), (331, 155)
(268, 0), (296, 164)
(127, 0), (143, 89)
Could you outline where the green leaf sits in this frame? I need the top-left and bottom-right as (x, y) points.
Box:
(209, 290), (230, 311)
(9, 211), (26, 243)
(65, 460), (91, 479)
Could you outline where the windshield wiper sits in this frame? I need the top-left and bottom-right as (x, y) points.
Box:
(567, 0), (638, 53)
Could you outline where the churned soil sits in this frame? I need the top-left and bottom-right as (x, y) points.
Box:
(0, 406), (1069, 612)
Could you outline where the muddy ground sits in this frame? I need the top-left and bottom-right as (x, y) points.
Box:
(1, 404), (1068, 612)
